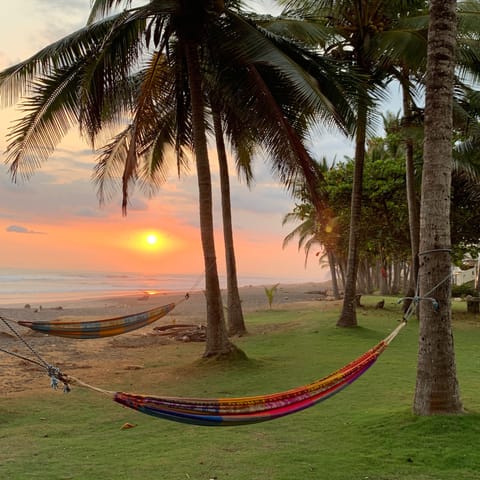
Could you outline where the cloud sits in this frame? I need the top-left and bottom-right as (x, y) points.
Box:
(6, 225), (46, 235)
(128, 198), (149, 212)
(73, 207), (107, 218)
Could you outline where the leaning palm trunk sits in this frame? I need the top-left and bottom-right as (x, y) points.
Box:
(337, 95), (368, 327)
(413, 0), (462, 415)
(184, 43), (239, 358)
(212, 107), (247, 336)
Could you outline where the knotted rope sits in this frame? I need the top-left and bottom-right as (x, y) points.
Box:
(1, 315), (71, 392)
(398, 269), (453, 322)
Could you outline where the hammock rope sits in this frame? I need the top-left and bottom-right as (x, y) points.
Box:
(0, 316), (71, 391)
(398, 271), (452, 318)
(1, 315), (50, 368)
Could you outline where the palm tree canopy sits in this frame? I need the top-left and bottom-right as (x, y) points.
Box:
(0, 0), (361, 219)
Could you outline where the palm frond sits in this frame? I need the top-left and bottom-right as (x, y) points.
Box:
(254, 14), (334, 46)
(0, 13), (135, 107)
(5, 65), (82, 181)
(92, 125), (133, 205)
(375, 29), (427, 71)
(88, 0), (133, 24)
(225, 11), (356, 133)
(78, 10), (149, 139)
(453, 145), (480, 180)
(457, 0), (480, 33)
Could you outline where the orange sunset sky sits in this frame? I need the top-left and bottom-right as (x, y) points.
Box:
(0, 1), (355, 284)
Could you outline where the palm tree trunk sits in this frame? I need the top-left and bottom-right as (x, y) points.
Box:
(402, 261), (410, 294)
(337, 95), (368, 327)
(211, 106), (247, 336)
(380, 260), (389, 296)
(327, 249), (340, 299)
(183, 43), (241, 358)
(357, 261), (367, 294)
(413, 0), (462, 415)
(338, 261), (346, 292)
(392, 261), (401, 295)
(402, 76), (421, 312)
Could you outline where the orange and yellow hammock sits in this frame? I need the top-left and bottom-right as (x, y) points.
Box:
(63, 321), (406, 426)
(16, 301), (182, 339)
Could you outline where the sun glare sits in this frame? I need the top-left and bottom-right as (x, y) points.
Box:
(143, 232), (163, 250)
(130, 230), (176, 253)
(124, 229), (182, 255)
(146, 234), (158, 245)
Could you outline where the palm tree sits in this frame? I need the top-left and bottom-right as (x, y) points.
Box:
(282, 157), (341, 299)
(211, 104), (247, 336)
(93, 0), (241, 358)
(94, 68), (251, 338)
(378, 108), (423, 305)
(267, 0), (428, 326)
(413, 0), (462, 414)
(389, 1), (480, 311)
(206, 50), (354, 332)
(0, 2), (237, 357)
(90, 3), (356, 341)
(0, 0), (354, 356)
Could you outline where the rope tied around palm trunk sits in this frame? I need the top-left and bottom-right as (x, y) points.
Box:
(398, 270), (453, 321)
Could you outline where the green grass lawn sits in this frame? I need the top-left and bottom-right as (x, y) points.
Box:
(2, 296), (480, 479)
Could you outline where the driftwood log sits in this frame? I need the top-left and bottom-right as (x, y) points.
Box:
(153, 324), (206, 342)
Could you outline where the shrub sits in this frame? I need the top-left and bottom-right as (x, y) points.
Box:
(451, 281), (477, 298)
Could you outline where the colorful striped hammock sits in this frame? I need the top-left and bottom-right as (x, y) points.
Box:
(103, 322), (405, 426)
(17, 301), (181, 339)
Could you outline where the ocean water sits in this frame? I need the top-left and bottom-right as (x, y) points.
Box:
(0, 268), (303, 307)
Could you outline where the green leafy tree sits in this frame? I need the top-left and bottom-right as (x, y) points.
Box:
(325, 148), (411, 292)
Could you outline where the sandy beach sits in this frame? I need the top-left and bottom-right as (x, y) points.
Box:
(0, 280), (332, 323)
(0, 281), (333, 396)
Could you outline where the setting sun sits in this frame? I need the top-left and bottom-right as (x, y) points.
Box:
(114, 228), (188, 260)
(146, 233), (158, 245)
(142, 232), (165, 251)
(121, 229), (184, 256)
